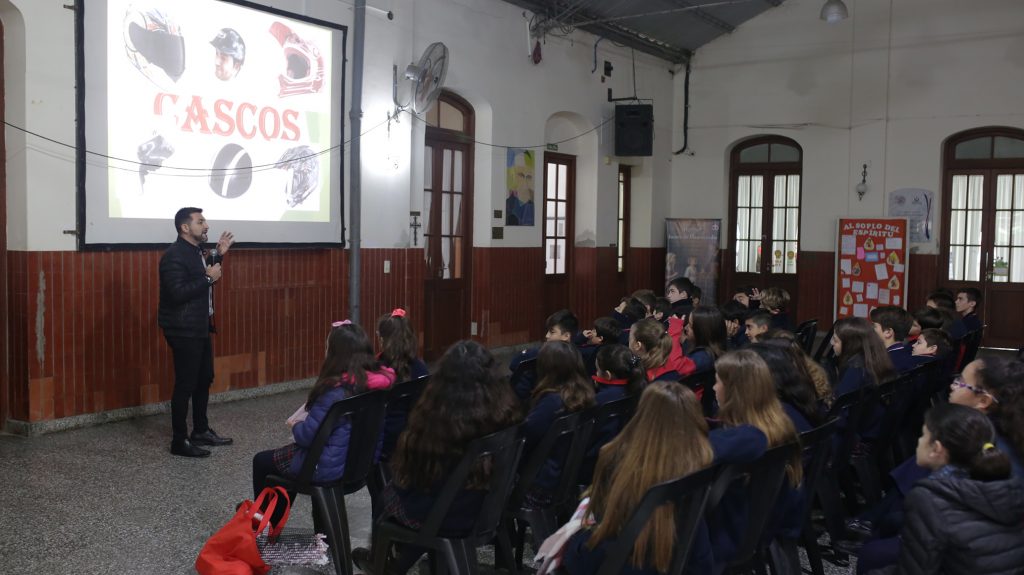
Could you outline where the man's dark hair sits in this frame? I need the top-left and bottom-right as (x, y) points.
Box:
(593, 316), (622, 344)
(721, 300), (749, 323)
(174, 207), (202, 234)
(667, 276), (696, 296)
(652, 297), (672, 319)
(958, 287), (982, 305)
(747, 309), (772, 328)
(913, 307), (945, 330)
(870, 305), (914, 341)
(545, 309), (579, 336)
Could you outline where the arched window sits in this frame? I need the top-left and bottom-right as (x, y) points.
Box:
(728, 137), (803, 298)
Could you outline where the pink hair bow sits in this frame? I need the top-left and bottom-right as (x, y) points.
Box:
(331, 319), (352, 327)
(390, 308), (406, 318)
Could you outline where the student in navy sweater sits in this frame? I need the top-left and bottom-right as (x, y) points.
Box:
(709, 350), (801, 568)
(509, 309), (580, 401)
(950, 287), (983, 340)
(356, 340), (522, 574)
(744, 309), (773, 344)
(763, 330), (834, 409)
(759, 287), (793, 331)
(578, 316), (622, 377)
(521, 340), (596, 507)
(684, 306), (727, 374)
(870, 305), (916, 373)
(376, 308), (430, 461)
(562, 382), (718, 575)
(721, 300), (750, 350)
(252, 322), (395, 522)
(911, 328), (952, 368)
(830, 317), (895, 439)
(665, 276), (697, 320)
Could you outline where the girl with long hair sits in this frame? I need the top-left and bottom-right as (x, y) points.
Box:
(630, 317), (696, 384)
(684, 305), (727, 374)
(593, 344), (647, 403)
(356, 340), (522, 573)
(377, 308), (429, 461)
(762, 329), (833, 407)
(831, 317), (895, 397)
(522, 340), (597, 506)
(562, 382), (717, 575)
(251, 322), (395, 505)
(710, 349), (801, 562)
(890, 404), (1024, 573)
(749, 342), (824, 431)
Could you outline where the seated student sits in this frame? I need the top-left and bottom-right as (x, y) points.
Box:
(870, 305), (916, 373)
(377, 309), (430, 461)
(521, 340), (596, 507)
(562, 383), (719, 575)
(354, 340), (522, 574)
(859, 405), (1024, 575)
(689, 284), (703, 308)
(651, 297), (673, 327)
(709, 350), (799, 565)
(845, 356), (1024, 562)
(830, 317), (895, 440)
(722, 300), (750, 350)
(744, 309), (773, 344)
(763, 330), (833, 408)
(911, 328), (952, 367)
(252, 322), (396, 521)
(612, 296), (648, 340)
(950, 287), (983, 340)
(732, 285), (761, 309)
(925, 289), (956, 313)
(631, 289), (658, 318)
(665, 277), (697, 319)
(908, 307), (948, 342)
(509, 309), (579, 401)
(630, 317), (697, 385)
(760, 287), (793, 331)
(578, 316), (623, 376)
(685, 306), (727, 374)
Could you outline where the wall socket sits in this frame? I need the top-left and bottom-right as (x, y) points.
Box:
(383, 260), (391, 273)
(471, 321), (478, 335)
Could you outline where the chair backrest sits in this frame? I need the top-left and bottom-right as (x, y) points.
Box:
(705, 442), (801, 567)
(597, 465), (720, 575)
(385, 374), (430, 410)
(509, 410), (595, 513)
(511, 356), (537, 379)
(813, 324), (835, 363)
(826, 385), (872, 464)
(591, 394), (639, 443)
(680, 370), (717, 417)
(418, 426), (525, 540)
(795, 319), (818, 354)
(959, 328), (984, 371)
(294, 389), (389, 491)
(796, 419), (839, 520)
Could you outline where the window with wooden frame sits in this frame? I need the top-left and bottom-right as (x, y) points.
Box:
(617, 165), (631, 273)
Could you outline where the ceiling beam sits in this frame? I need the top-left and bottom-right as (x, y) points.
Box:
(663, 0), (735, 34)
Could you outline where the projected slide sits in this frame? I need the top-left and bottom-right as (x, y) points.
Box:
(81, 0), (345, 245)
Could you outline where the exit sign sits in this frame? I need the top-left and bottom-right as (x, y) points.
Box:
(546, 143), (558, 151)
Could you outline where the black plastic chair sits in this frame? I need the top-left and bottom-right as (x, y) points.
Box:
(795, 319), (818, 354)
(680, 370), (717, 417)
(767, 419), (839, 575)
(509, 356), (538, 401)
(369, 426), (525, 575)
(579, 394), (640, 485)
(267, 389), (388, 575)
(958, 328), (984, 371)
(816, 387), (873, 549)
(505, 410), (596, 567)
(596, 466), (720, 575)
(813, 325), (835, 363)
(369, 375), (431, 514)
(705, 441), (802, 575)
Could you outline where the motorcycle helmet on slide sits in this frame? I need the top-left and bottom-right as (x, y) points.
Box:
(269, 22), (325, 97)
(209, 143), (253, 199)
(123, 6), (186, 86)
(275, 146), (320, 207)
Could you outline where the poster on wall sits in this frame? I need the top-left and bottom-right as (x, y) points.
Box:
(888, 188), (934, 243)
(505, 149), (535, 226)
(835, 218), (909, 320)
(666, 219), (721, 304)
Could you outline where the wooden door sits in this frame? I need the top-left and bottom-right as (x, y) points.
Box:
(422, 136), (472, 360)
(941, 129), (1024, 349)
(543, 153), (575, 315)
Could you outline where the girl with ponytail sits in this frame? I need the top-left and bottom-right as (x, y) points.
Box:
(891, 403), (1024, 574)
(377, 308), (429, 461)
(629, 317), (696, 384)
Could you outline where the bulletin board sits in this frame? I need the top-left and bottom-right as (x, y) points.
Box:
(835, 218), (909, 320)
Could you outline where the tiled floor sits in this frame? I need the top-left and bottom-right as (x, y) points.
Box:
(0, 388), (856, 574)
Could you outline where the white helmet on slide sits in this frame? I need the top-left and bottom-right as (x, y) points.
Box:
(275, 146), (320, 207)
(123, 6), (186, 88)
(269, 22), (324, 97)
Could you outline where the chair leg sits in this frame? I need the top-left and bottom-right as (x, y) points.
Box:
(335, 489), (355, 575)
(494, 524), (519, 575)
(312, 488), (350, 575)
(799, 526), (825, 575)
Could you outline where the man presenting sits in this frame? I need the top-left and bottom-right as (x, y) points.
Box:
(159, 207), (235, 457)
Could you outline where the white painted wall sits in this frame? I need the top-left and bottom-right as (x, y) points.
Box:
(2, 0), (675, 251)
(672, 0), (1024, 254)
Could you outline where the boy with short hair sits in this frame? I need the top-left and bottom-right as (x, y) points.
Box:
(578, 316), (623, 376)
(744, 309), (772, 343)
(665, 277), (696, 319)
(870, 305), (915, 373)
(651, 297), (673, 326)
(951, 287), (983, 339)
(722, 300), (749, 349)
(911, 328), (952, 365)
(510, 309), (580, 400)
(760, 286), (792, 330)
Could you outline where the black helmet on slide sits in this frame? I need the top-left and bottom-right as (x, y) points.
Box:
(210, 28), (246, 64)
(123, 7), (186, 86)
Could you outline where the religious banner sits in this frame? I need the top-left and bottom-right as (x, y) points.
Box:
(835, 218), (909, 320)
(666, 219), (721, 304)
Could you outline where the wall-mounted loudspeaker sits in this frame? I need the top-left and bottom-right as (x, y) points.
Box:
(614, 104), (653, 157)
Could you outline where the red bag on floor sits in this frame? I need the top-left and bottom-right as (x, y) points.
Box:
(195, 486), (292, 575)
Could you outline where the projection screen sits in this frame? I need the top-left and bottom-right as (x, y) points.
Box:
(78, 0), (346, 246)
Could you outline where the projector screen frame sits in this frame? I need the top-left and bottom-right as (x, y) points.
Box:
(74, 0), (348, 251)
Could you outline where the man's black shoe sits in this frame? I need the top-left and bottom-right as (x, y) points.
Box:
(171, 439), (211, 458)
(191, 428), (234, 446)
